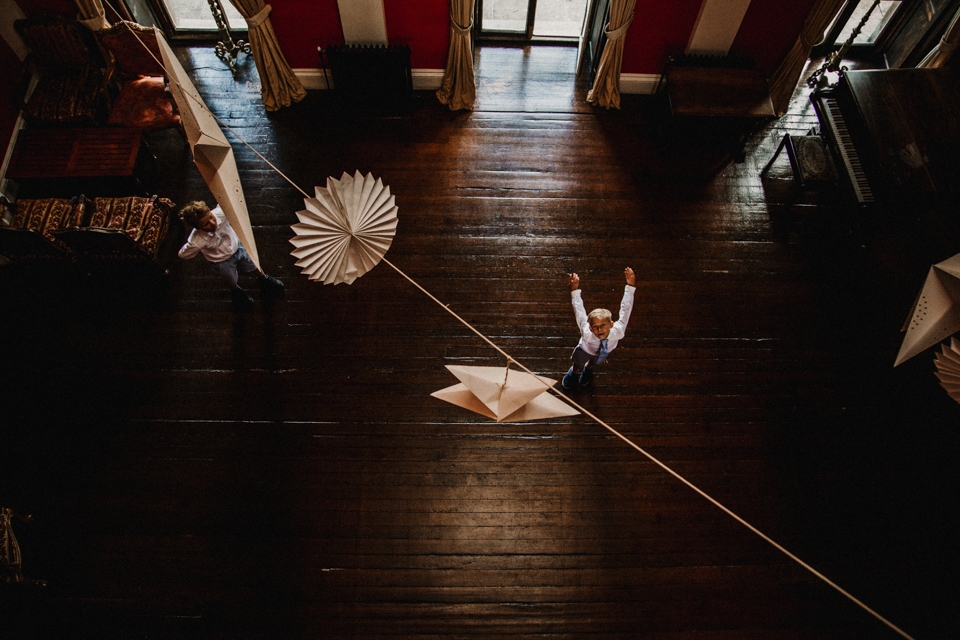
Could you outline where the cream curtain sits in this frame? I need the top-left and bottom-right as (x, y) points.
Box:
(586, 0), (636, 109)
(75, 0), (110, 30)
(768, 0), (846, 115)
(918, 6), (960, 67)
(228, 0), (307, 111)
(437, 0), (476, 111)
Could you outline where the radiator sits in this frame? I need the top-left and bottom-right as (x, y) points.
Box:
(322, 44), (413, 107)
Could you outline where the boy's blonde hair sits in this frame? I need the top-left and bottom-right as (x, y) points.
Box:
(179, 200), (211, 228)
(588, 308), (612, 323)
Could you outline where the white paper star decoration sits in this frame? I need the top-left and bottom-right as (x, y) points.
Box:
(896, 252), (960, 366)
(432, 365), (580, 422)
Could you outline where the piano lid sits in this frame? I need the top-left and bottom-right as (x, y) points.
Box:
(839, 68), (960, 197)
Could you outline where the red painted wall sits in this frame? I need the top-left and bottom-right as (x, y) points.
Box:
(622, 0), (817, 75)
(383, 0), (450, 70)
(270, 0), (343, 70)
(622, 0), (703, 74)
(271, 0), (450, 70)
(731, 0), (818, 73)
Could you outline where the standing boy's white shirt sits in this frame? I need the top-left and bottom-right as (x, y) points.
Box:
(571, 284), (637, 355)
(177, 206), (238, 262)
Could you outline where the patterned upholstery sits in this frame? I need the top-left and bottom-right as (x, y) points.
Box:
(0, 197), (81, 261)
(23, 65), (106, 124)
(14, 14), (108, 126)
(139, 198), (174, 258)
(1, 195), (173, 265)
(15, 17), (97, 67)
(97, 21), (166, 78)
(11, 198), (82, 250)
(88, 196), (173, 258)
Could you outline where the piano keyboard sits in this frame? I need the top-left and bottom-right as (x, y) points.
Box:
(819, 96), (874, 203)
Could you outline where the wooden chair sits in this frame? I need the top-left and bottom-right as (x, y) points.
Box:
(96, 21), (182, 134)
(13, 14), (110, 127)
(761, 130), (838, 188)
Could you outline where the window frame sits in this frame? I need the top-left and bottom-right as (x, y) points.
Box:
(134, 0), (249, 43)
(811, 0), (911, 59)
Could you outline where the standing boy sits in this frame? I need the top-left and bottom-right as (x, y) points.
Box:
(178, 200), (283, 310)
(563, 267), (636, 390)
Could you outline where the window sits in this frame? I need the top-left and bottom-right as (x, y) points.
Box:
(164, 0), (245, 31)
(832, 1), (903, 46)
(136, 0), (248, 38)
(476, 0), (589, 42)
(883, 0), (960, 67)
(813, 0), (906, 58)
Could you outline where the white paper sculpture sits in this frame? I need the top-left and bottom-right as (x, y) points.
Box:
(289, 171), (398, 285)
(895, 252), (960, 366)
(934, 337), (960, 404)
(156, 29), (261, 270)
(432, 364), (580, 422)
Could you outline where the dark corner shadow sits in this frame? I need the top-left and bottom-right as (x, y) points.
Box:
(590, 93), (764, 184)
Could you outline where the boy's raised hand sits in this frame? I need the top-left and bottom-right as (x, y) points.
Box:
(568, 272), (580, 291)
(625, 267), (635, 286)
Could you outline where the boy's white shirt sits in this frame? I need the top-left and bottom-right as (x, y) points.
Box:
(177, 206), (239, 263)
(571, 285), (636, 355)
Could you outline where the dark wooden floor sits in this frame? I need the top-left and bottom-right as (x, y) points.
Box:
(2, 45), (959, 639)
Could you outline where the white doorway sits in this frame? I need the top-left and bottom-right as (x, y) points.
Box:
(477, 0), (589, 41)
(534, 0), (588, 37)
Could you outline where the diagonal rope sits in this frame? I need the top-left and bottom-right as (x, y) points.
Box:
(98, 10), (914, 637)
(380, 254), (908, 637)
(379, 254), (913, 640)
(376, 228), (914, 640)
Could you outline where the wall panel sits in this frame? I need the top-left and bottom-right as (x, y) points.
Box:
(622, 0), (703, 74)
(383, 0), (448, 70)
(730, 0), (817, 73)
(271, 0), (343, 69)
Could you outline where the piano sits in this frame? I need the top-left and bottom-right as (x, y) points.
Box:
(811, 68), (960, 206)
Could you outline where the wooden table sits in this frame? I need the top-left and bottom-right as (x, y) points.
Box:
(664, 65), (776, 118)
(6, 127), (146, 198)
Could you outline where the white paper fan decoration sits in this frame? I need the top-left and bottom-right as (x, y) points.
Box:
(934, 337), (960, 404)
(290, 171), (398, 285)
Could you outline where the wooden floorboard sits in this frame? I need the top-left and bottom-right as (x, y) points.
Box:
(1, 46), (958, 639)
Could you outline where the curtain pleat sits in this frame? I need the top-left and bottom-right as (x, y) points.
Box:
(768, 0), (846, 116)
(918, 6), (960, 68)
(586, 0), (636, 110)
(228, 0), (307, 112)
(75, 0), (110, 30)
(437, 0), (476, 111)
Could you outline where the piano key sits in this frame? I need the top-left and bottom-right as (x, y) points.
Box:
(820, 96), (874, 203)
